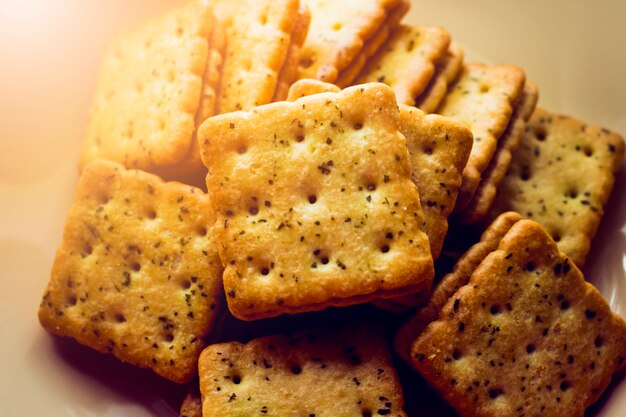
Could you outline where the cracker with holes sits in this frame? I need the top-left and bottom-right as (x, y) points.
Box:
(298, 0), (408, 83)
(334, 0), (410, 88)
(215, 0), (300, 112)
(355, 25), (451, 105)
(81, 0), (215, 173)
(38, 159), (223, 383)
(488, 107), (625, 267)
(286, 84), (472, 263)
(199, 323), (408, 417)
(198, 83), (434, 320)
(372, 105), (473, 311)
(394, 212), (523, 363)
(284, 84), (471, 312)
(411, 219), (626, 417)
(458, 81), (539, 224)
(436, 63), (526, 210)
(415, 43), (464, 114)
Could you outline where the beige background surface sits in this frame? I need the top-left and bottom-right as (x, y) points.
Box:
(0, 1), (624, 416)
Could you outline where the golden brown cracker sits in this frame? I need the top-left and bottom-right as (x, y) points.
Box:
(458, 81), (539, 224)
(437, 63), (526, 210)
(335, 0), (410, 88)
(371, 105), (473, 311)
(156, 17), (227, 184)
(198, 83), (434, 320)
(38, 159), (223, 383)
(285, 86), (471, 312)
(398, 105), (473, 260)
(273, 5), (312, 101)
(489, 107), (625, 267)
(394, 212), (523, 363)
(286, 78), (341, 100)
(81, 0), (214, 171)
(355, 24), (451, 105)
(198, 323), (408, 417)
(216, 0), (300, 112)
(180, 384), (203, 417)
(415, 43), (464, 114)
(298, 0), (406, 83)
(287, 87), (472, 262)
(411, 219), (626, 417)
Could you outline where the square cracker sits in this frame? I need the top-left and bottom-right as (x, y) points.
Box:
(38, 159), (224, 383)
(394, 211), (523, 363)
(81, 0), (214, 171)
(285, 82), (472, 311)
(411, 219), (626, 417)
(436, 62), (526, 210)
(415, 42), (464, 114)
(334, 0), (410, 88)
(286, 82), (473, 262)
(488, 107), (625, 267)
(298, 0), (406, 83)
(355, 24), (451, 105)
(198, 83), (434, 320)
(214, 0), (300, 112)
(198, 323), (408, 417)
(458, 81), (539, 224)
(272, 5), (312, 102)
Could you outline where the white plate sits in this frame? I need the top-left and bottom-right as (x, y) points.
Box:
(0, 1), (624, 416)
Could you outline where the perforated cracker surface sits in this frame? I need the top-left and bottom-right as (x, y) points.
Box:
(199, 323), (408, 417)
(411, 220), (626, 417)
(198, 83), (433, 320)
(298, 0), (405, 83)
(38, 160), (223, 383)
(356, 25), (451, 105)
(81, 1), (213, 170)
(394, 212), (522, 363)
(436, 63), (525, 210)
(489, 107), (625, 267)
(215, 0), (300, 113)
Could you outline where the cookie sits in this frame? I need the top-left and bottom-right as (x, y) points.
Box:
(215, 0), (300, 112)
(394, 212), (523, 363)
(198, 323), (408, 417)
(81, 0), (214, 171)
(355, 24), (451, 105)
(415, 43), (464, 114)
(411, 219), (626, 417)
(198, 83), (434, 320)
(458, 81), (539, 224)
(488, 107), (625, 267)
(298, 0), (407, 83)
(437, 62), (526, 210)
(38, 159), (224, 383)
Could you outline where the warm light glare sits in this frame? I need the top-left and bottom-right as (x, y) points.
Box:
(0, 0), (57, 36)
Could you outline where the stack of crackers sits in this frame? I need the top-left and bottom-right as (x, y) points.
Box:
(37, 1), (626, 416)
